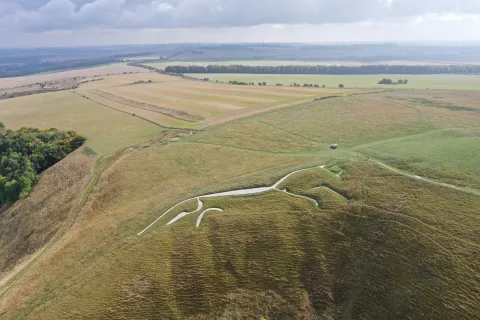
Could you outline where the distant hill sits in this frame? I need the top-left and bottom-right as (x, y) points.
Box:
(2, 43), (480, 78)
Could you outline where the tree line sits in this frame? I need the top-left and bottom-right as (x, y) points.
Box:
(0, 125), (86, 203)
(0, 57), (120, 78)
(378, 78), (409, 85)
(164, 64), (480, 75)
(223, 80), (332, 88)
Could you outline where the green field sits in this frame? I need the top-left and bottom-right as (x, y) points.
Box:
(1, 78), (479, 319)
(185, 73), (480, 90)
(0, 91), (163, 155)
(356, 128), (480, 189)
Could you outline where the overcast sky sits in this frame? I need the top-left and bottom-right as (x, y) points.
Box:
(1, 0), (480, 47)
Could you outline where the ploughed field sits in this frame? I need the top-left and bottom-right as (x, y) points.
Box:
(0, 67), (479, 320)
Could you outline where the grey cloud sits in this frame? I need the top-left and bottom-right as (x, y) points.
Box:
(1, 0), (480, 32)
(389, 0), (480, 16)
(9, 0), (95, 10)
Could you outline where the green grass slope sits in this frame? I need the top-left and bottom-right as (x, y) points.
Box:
(357, 128), (480, 189)
(188, 89), (480, 188)
(0, 89), (479, 319)
(5, 155), (478, 320)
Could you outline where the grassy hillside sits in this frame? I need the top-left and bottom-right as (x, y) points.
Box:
(357, 128), (480, 189)
(0, 147), (95, 288)
(187, 90), (480, 188)
(0, 82), (478, 319)
(2, 148), (478, 319)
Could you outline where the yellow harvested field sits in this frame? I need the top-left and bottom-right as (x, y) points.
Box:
(0, 63), (147, 90)
(102, 84), (278, 111)
(78, 72), (180, 90)
(158, 80), (342, 97)
(78, 90), (197, 128)
(77, 73), (365, 128)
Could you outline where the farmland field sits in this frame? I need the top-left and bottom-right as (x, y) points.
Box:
(0, 90), (163, 155)
(186, 73), (480, 90)
(0, 67), (479, 319)
(75, 72), (371, 128)
(0, 63), (146, 90)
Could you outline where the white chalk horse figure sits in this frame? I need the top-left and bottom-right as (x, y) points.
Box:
(138, 165), (342, 235)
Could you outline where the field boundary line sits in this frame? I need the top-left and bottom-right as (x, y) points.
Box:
(200, 89), (394, 131)
(353, 126), (480, 150)
(72, 91), (166, 127)
(118, 78), (185, 87)
(93, 89), (204, 122)
(200, 99), (323, 130)
(352, 128), (450, 149)
(73, 91), (200, 131)
(368, 157), (480, 196)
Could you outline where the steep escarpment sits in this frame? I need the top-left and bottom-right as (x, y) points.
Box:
(0, 147), (95, 280)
